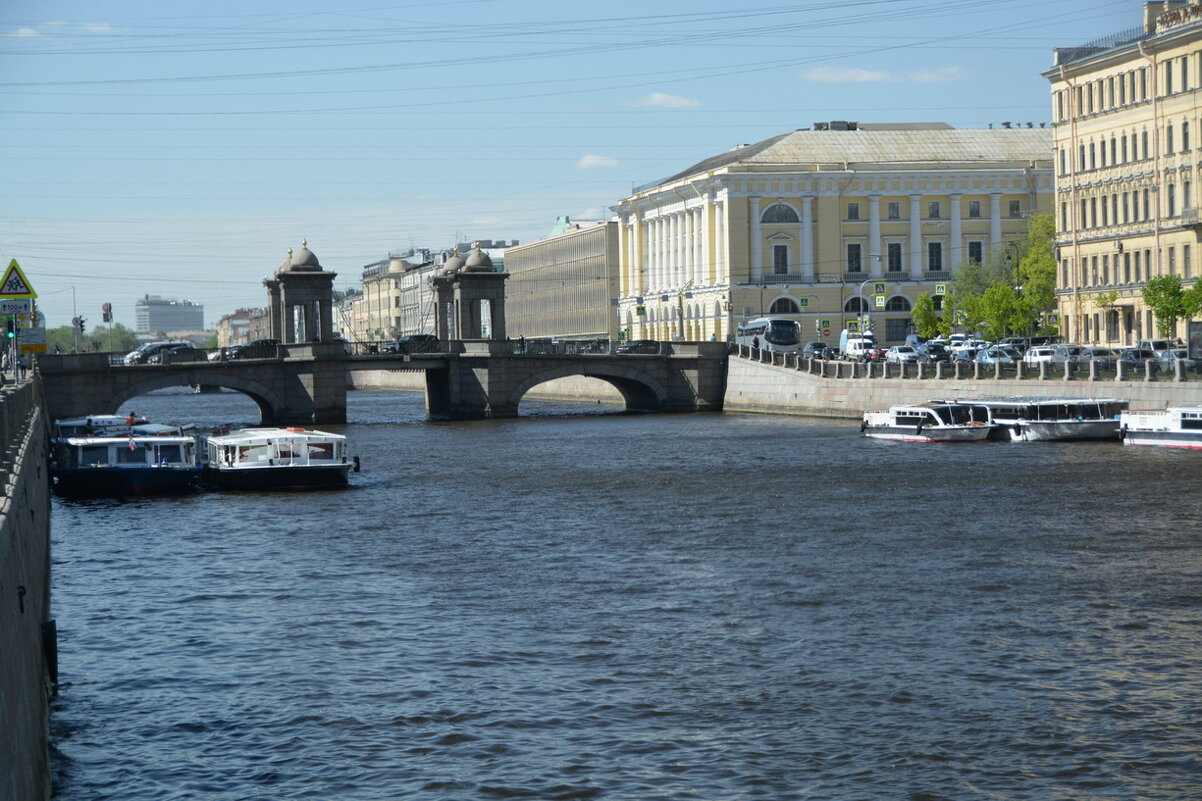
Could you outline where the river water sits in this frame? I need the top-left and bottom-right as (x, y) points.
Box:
(49, 389), (1202, 800)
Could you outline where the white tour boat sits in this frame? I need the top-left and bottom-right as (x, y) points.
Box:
(201, 427), (356, 490)
(967, 397), (1128, 442)
(51, 434), (202, 497)
(1119, 407), (1202, 449)
(861, 402), (995, 442)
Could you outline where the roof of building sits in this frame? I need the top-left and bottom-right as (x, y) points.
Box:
(278, 240), (323, 274)
(642, 124), (1052, 191)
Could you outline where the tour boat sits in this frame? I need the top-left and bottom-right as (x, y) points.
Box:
(51, 434), (202, 497)
(52, 414), (193, 440)
(964, 397), (1128, 442)
(860, 402), (995, 442)
(200, 427), (356, 490)
(1119, 407), (1202, 448)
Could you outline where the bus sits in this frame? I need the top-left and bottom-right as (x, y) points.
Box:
(735, 317), (801, 353)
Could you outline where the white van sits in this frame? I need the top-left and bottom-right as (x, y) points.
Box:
(843, 336), (877, 360)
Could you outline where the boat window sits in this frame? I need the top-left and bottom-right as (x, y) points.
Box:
(79, 445), (109, 464)
(307, 442), (334, 460)
(155, 444), (183, 463)
(117, 445), (147, 464)
(238, 444), (272, 463)
(932, 407), (954, 424)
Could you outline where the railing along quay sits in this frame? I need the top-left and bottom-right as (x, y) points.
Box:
(734, 345), (1202, 383)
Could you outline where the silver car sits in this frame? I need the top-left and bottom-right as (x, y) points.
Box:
(1157, 348), (1197, 372)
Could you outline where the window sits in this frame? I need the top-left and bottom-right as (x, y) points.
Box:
(927, 241), (943, 272)
(1110, 137), (1117, 164)
(772, 243), (789, 274)
(968, 200), (981, 218)
(846, 242), (862, 273)
(1167, 124), (1174, 154)
(885, 319), (910, 341)
(1185, 121), (1191, 152)
(1103, 254), (1110, 284)
(1186, 244), (1192, 279)
(1061, 201), (1068, 230)
(886, 242), (903, 272)
(844, 297), (866, 313)
(1124, 252), (1131, 283)
(1123, 193), (1130, 223)
(1059, 149), (1067, 175)
(887, 201), (900, 219)
(1134, 250), (1142, 282)
(1090, 197), (1097, 228)
(1168, 183), (1177, 217)
(847, 202), (860, 220)
(1079, 144), (1087, 170)
(1186, 180), (1193, 209)
(769, 298), (799, 314)
(1169, 246), (1177, 275)
(1089, 142), (1096, 170)
(1122, 136), (1128, 163)
(968, 241), (983, 263)
(1009, 200), (1021, 217)
(1142, 130), (1149, 159)
(884, 296), (911, 312)
(1143, 188), (1150, 219)
(1166, 62), (1174, 95)
(1101, 199), (1108, 227)
(761, 203), (799, 223)
(928, 201), (941, 219)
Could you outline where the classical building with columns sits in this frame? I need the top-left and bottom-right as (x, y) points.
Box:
(1046, 1), (1202, 345)
(611, 122), (1053, 345)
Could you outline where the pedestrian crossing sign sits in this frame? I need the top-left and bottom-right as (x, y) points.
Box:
(0, 260), (36, 298)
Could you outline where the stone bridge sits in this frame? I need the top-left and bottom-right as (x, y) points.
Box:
(37, 341), (729, 424)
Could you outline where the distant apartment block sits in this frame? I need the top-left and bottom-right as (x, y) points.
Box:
(135, 294), (204, 333)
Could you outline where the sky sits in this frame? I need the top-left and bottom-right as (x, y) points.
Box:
(0, 0), (1143, 330)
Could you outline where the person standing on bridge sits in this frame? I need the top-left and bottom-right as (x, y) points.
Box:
(16, 353), (27, 381)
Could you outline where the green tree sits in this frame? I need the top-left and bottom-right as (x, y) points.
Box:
(911, 293), (948, 339)
(1142, 274), (1189, 337)
(977, 282), (1022, 341)
(46, 322), (140, 354)
(1013, 212), (1058, 334)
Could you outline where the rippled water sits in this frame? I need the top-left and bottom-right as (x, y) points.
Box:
(50, 389), (1202, 800)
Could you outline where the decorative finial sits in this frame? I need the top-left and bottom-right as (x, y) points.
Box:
(288, 248), (293, 257)
(302, 239), (308, 248)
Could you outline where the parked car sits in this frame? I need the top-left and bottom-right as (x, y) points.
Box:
(1117, 347), (1158, 367)
(975, 345), (1021, 366)
(616, 339), (660, 355)
(148, 343), (206, 364)
(884, 345), (920, 364)
(1022, 345), (1057, 367)
(123, 341), (192, 365)
(384, 334), (439, 355)
(916, 342), (951, 364)
(1137, 338), (1176, 356)
(802, 341), (832, 359)
(224, 338), (282, 360)
(951, 338), (987, 355)
(1157, 348), (1197, 372)
(1077, 346), (1120, 370)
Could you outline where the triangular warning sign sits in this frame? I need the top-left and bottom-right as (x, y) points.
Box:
(0, 260), (36, 299)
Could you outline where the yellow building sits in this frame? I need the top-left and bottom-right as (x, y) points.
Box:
(611, 122), (1053, 345)
(1047, 1), (1202, 344)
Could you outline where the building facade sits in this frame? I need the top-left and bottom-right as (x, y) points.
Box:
(1047, 1), (1202, 345)
(503, 218), (620, 340)
(214, 307), (261, 348)
(134, 294), (204, 333)
(610, 122), (1053, 345)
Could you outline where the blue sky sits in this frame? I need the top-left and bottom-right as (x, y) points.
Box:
(1, 0), (1139, 330)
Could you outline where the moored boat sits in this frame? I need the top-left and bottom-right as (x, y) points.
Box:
(52, 434), (201, 497)
(861, 402), (994, 442)
(201, 427), (355, 490)
(966, 397), (1128, 442)
(1119, 407), (1202, 448)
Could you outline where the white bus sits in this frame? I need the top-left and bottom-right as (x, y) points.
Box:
(735, 317), (801, 353)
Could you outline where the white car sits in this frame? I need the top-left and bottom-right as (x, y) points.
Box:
(1158, 348), (1197, 372)
(951, 338), (987, 355)
(885, 345), (920, 363)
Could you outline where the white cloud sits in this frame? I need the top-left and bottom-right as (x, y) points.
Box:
(799, 65), (964, 84)
(576, 154), (618, 169)
(631, 92), (701, 109)
(7, 27), (42, 38)
(83, 22), (113, 33)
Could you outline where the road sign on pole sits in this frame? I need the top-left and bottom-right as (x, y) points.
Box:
(0, 260), (36, 298)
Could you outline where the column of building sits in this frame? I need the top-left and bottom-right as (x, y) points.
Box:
(869, 194), (882, 278)
(801, 196), (815, 280)
(750, 197), (763, 281)
(950, 192), (963, 268)
(909, 194), (924, 279)
(990, 192), (1003, 249)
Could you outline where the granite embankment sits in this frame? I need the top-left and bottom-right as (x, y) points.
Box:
(0, 379), (54, 801)
(349, 354), (1202, 416)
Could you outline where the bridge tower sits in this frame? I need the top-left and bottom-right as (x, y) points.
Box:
(264, 241), (338, 343)
(431, 245), (509, 341)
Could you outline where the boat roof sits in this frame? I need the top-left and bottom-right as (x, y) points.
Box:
(63, 434), (197, 446)
(204, 427), (344, 445)
(939, 396), (1128, 407)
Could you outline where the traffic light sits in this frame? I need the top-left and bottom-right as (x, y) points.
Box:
(102, 302), (112, 323)
(79, 317), (86, 334)
(5, 318), (13, 338)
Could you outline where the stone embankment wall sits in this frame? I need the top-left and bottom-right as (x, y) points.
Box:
(723, 352), (1202, 418)
(0, 379), (53, 801)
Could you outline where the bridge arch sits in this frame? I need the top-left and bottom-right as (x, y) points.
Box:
(109, 372), (288, 424)
(506, 363), (668, 414)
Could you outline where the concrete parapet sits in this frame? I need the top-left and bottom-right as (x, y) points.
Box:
(0, 380), (53, 801)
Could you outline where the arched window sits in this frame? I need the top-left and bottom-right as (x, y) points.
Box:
(761, 203), (800, 224)
(844, 297), (866, 313)
(885, 296), (912, 312)
(769, 298), (800, 314)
